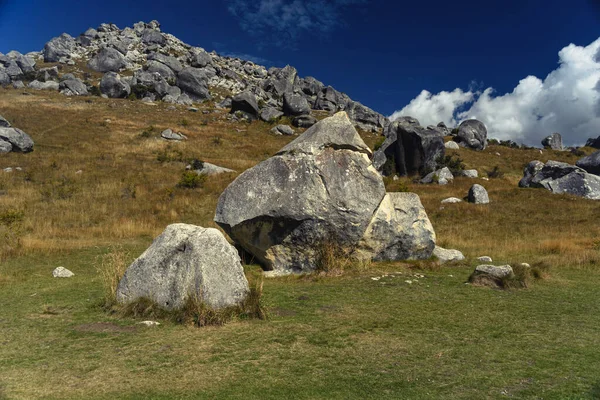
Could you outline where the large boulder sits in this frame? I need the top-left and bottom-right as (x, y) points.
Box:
(116, 224), (249, 311)
(542, 133), (563, 150)
(215, 112), (435, 274)
(282, 93), (310, 116)
(455, 119), (487, 150)
(262, 65), (297, 97)
(519, 160), (600, 200)
(141, 29), (166, 45)
(355, 193), (436, 261)
(59, 78), (88, 96)
(28, 80), (59, 91)
(344, 101), (386, 132)
(147, 53), (183, 73)
(43, 33), (77, 62)
(373, 119), (445, 176)
(575, 150), (600, 175)
(231, 91), (259, 119)
(146, 60), (176, 81)
(0, 127), (34, 153)
(99, 72), (131, 98)
(176, 67), (210, 101)
(88, 48), (127, 72)
(585, 136), (600, 149)
(190, 50), (212, 68)
(14, 54), (36, 74)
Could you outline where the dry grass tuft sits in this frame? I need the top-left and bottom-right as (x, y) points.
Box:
(96, 248), (131, 308)
(314, 239), (372, 277)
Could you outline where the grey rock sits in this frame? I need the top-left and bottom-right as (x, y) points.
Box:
(292, 115), (318, 128)
(15, 54), (35, 74)
(262, 65), (297, 97)
(270, 125), (294, 136)
(161, 129), (187, 141)
(146, 60), (176, 81)
(283, 92), (310, 116)
(177, 67), (210, 101)
(0, 127), (34, 152)
(0, 115), (10, 128)
(154, 80), (181, 98)
(355, 193), (436, 262)
(373, 120), (445, 176)
(52, 267), (74, 278)
(5, 61), (23, 79)
(474, 264), (513, 279)
(11, 80), (24, 89)
(445, 141), (459, 150)
(420, 167), (454, 185)
(36, 66), (59, 82)
(148, 53), (183, 73)
(519, 160), (600, 200)
(343, 101), (386, 132)
(190, 50), (212, 68)
(141, 29), (166, 45)
(28, 80), (59, 91)
(195, 162), (235, 176)
(461, 169), (478, 178)
(231, 91), (259, 119)
(43, 33), (76, 62)
(217, 97), (232, 109)
(176, 93), (193, 106)
(585, 136), (600, 149)
(315, 86), (339, 112)
(0, 71), (10, 86)
(59, 78), (88, 96)
(214, 112), (387, 274)
(478, 256), (493, 263)
(117, 224), (249, 311)
(433, 246), (465, 263)
(260, 107), (284, 122)
(88, 48), (127, 72)
(99, 72), (131, 98)
(575, 150), (600, 175)
(0, 139), (12, 153)
(455, 119), (487, 150)
(542, 133), (563, 150)
(468, 184), (489, 204)
(297, 76), (324, 96)
(441, 197), (462, 204)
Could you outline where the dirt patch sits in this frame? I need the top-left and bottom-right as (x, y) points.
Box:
(74, 322), (137, 333)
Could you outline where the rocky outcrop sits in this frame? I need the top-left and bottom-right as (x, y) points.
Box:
(373, 118), (445, 176)
(519, 160), (600, 200)
(542, 133), (563, 150)
(215, 112), (435, 274)
(455, 119), (487, 150)
(117, 224), (249, 311)
(575, 150), (600, 175)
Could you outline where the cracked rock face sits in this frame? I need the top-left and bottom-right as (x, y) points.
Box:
(215, 112), (435, 274)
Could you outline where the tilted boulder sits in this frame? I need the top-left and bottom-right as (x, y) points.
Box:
(455, 119), (487, 150)
(0, 127), (34, 153)
(43, 33), (77, 62)
(575, 150), (600, 175)
(231, 91), (259, 119)
(146, 60), (176, 81)
(100, 72), (131, 98)
(88, 48), (127, 72)
(373, 119), (445, 176)
(141, 29), (166, 45)
(519, 160), (600, 200)
(177, 67), (210, 101)
(215, 112), (436, 274)
(147, 53), (183, 73)
(542, 133), (563, 150)
(117, 224), (249, 311)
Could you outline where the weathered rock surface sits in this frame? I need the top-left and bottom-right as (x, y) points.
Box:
(575, 150), (600, 175)
(0, 140), (12, 153)
(117, 224), (249, 310)
(0, 115), (10, 128)
(177, 67), (210, 101)
(59, 78), (88, 96)
(455, 119), (487, 150)
(194, 162), (235, 176)
(0, 128), (34, 153)
(433, 246), (465, 263)
(161, 129), (187, 141)
(468, 184), (489, 204)
(441, 197), (462, 204)
(373, 119), (445, 176)
(28, 80), (59, 91)
(260, 107), (283, 122)
(472, 264), (514, 279)
(283, 93), (310, 116)
(461, 169), (479, 178)
(292, 115), (317, 128)
(445, 141), (459, 150)
(519, 160), (600, 200)
(215, 112), (435, 274)
(43, 33), (76, 62)
(478, 256), (493, 263)
(585, 136), (600, 149)
(88, 48), (127, 72)
(270, 125), (294, 136)
(231, 91), (259, 119)
(100, 72), (131, 98)
(542, 133), (563, 150)
(420, 167), (453, 185)
(52, 267), (74, 278)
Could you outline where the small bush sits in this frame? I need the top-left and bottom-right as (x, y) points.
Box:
(156, 146), (184, 163)
(486, 166), (504, 179)
(436, 154), (465, 175)
(0, 209), (25, 260)
(212, 135), (223, 146)
(314, 239), (370, 277)
(89, 86), (102, 97)
(130, 84), (150, 100)
(180, 118), (189, 127)
(177, 171), (206, 189)
(139, 125), (155, 138)
(189, 159), (205, 170)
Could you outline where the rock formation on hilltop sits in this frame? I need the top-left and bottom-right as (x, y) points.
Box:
(0, 20), (386, 132)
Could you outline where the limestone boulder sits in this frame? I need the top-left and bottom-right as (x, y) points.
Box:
(519, 160), (600, 200)
(455, 119), (487, 150)
(117, 224), (249, 311)
(88, 48), (127, 72)
(0, 127), (34, 153)
(575, 150), (600, 175)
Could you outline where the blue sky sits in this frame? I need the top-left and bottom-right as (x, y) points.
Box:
(0, 0), (599, 144)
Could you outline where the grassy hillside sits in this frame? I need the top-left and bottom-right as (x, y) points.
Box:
(1, 88), (600, 399)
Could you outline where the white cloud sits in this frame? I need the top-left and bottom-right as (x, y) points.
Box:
(390, 37), (600, 146)
(227, 0), (366, 48)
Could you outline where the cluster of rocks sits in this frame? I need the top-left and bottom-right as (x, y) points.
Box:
(373, 117), (487, 177)
(1, 20), (385, 132)
(0, 115), (35, 153)
(519, 159), (600, 200)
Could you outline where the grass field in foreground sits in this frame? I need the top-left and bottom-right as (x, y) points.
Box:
(1, 89), (600, 399)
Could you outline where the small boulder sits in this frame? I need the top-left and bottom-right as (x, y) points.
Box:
(468, 184), (489, 204)
(0, 115), (11, 128)
(88, 48), (127, 73)
(161, 129), (187, 141)
(433, 246), (465, 263)
(461, 169), (478, 178)
(469, 264), (514, 287)
(541, 133), (563, 150)
(445, 141), (459, 150)
(194, 162), (235, 176)
(420, 167), (453, 185)
(52, 267), (74, 278)
(0, 127), (34, 153)
(59, 78), (88, 96)
(292, 115), (317, 128)
(478, 256), (493, 263)
(231, 91), (259, 119)
(282, 93), (310, 116)
(260, 107), (284, 122)
(117, 224), (249, 311)
(270, 125), (294, 136)
(455, 119), (487, 150)
(28, 80), (59, 91)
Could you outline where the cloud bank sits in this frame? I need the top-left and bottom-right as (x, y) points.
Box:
(227, 0), (366, 48)
(390, 37), (600, 146)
